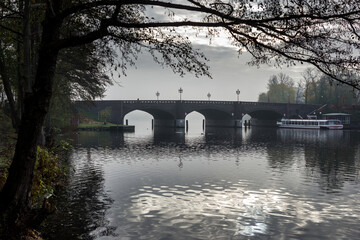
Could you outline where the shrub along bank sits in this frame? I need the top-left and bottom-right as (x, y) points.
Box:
(0, 111), (70, 239)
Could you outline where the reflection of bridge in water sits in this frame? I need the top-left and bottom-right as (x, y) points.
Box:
(76, 100), (319, 128)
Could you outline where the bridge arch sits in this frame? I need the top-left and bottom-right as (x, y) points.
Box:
(123, 108), (175, 128)
(123, 110), (153, 130)
(123, 108), (174, 120)
(185, 111), (205, 132)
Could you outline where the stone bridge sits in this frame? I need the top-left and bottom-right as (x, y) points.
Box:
(75, 100), (320, 128)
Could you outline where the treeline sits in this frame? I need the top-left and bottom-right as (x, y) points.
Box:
(258, 69), (360, 105)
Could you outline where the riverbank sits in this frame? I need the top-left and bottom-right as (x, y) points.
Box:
(0, 111), (16, 191)
(0, 111), (70, 240)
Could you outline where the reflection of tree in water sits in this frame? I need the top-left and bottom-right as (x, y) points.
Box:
(69, 131), (125, 148)
(304, 144), (359, 192)
(266, 144), (296, 170)
(42, 148), (115, 240)
(259, 128), (360, 191)
(242, 127), (297, 169)
(275, 129), (360, 191)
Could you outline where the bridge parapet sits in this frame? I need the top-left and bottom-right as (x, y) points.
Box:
(123, 100), (177, 104)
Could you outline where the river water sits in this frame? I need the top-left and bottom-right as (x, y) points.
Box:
(43, 120), (360, 240)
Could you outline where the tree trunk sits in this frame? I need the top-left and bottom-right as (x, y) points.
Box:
(23, 0), (32, 93)
(0, 51), (20, 129)
(0, 5), (62, 233)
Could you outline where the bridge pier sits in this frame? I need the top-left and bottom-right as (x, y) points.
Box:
(153, 119), (185, 128)
(250, 119), (277, 127)
(175, 119), (185, 128)
(153, 119), (176, 128)
(205, 119), (242, 128)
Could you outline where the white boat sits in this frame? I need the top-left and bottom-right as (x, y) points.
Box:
(276, 118), (343, 130)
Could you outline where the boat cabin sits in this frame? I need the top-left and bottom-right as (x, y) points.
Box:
(322, 113), (351, 125)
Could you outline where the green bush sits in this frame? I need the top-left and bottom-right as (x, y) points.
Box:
(31, 145), (68, 206)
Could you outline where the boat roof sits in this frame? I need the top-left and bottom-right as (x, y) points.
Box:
(322, 113), (351, 116)
(281, 118), (339, 121)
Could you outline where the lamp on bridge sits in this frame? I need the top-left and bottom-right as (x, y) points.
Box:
(178, 87), (183, 101)
(156, 91), (160, 100)
(236, 89), (240, 102)
(207, 92), (211, 101)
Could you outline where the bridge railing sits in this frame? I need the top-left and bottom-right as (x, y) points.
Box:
(120, 100), (288, 105)
(75, 100), (319, 108)
(120, 100), (304, 107)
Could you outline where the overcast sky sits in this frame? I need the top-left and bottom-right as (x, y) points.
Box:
(103, 4), (310, 102)
(103, 44), (308, 102)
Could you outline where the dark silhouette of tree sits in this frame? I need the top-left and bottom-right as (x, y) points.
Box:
(1, 0), (360, 235)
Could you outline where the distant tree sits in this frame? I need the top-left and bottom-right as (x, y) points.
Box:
(295, 81), (305, 104)
(258, 92), (269, 102)
(258, 73), (296, 103)
(300, 68), (321, 104)
(300, 71), (359, 105)
(99, 107), (112, 124)
(312, 75), (358, 106)
(2, 0), (360, 234)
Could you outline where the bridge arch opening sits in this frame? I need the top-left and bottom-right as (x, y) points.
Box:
(124, 110), (154, 132)
(185, 111), (205, 134)
(242, 114), (252, 127)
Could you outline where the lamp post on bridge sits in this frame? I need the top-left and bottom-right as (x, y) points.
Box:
(156, 91), (160, 100)
(236, 89), (240, 102)
(178, 87), (183, 101)
(207, 92), (211, 101)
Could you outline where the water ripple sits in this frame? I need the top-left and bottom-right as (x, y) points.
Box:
(104, 180), (360, 239)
